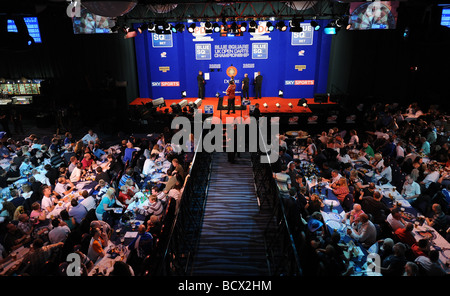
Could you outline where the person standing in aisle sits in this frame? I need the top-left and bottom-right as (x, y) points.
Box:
(241, 73), (249, 100)
(225, 80), (236, 115)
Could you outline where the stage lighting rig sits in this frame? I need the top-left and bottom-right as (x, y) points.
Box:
(249, 20), (257, 32)
(187, 23), (196, 33)
(276, 21), (287, 31)
(194, 98), (202, 108)
(278, 90), (284, 97)
(205, 21), (213, 33)
(298, 98), (308, 107)
(181, 90), (187, 98)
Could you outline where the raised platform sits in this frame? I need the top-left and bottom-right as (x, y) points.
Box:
(130, 97), (337, 119)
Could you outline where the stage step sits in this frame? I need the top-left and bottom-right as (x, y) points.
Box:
(190, 152), (270, 276)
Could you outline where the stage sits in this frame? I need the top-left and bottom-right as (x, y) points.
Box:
(130, 97), (338, 121)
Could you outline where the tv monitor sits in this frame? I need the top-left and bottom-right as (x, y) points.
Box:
(7, 17), (42, 43)
(72, 8), (115, 34)
(348, 1), (399, 30)
(441, 7), (450, 28)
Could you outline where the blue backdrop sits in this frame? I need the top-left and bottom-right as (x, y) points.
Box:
(134, 20), (332, 100)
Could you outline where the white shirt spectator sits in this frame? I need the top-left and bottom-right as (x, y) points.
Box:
(378, 166), (392, 183)
(81, 132), (98, 145)
(403, 181), (421, 198)
(374, 131), (389, 140)
(396, 145), (405, 159)
(422, 171), (440, 188)
(41, 196), (54, 213)
(34, 172), (50, 186)
(80, 195), (97, 211)
(70, 167), (82, 183)
(142, 159), (155, 176)
(387, 213), (405, 231)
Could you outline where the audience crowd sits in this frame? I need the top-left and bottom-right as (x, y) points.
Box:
(0, 126), (192, 276)
(272, 101), (450, 276)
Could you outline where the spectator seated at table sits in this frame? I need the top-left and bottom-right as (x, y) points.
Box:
(119, 178), (139, 206)
(316, 244), (353, 276)
(425, 203), (449, 235)
(0, 142), (10, 159)
(375, 158), (393, 185)
(81, 129), (99, 146)
(17, 213), (33, 237)
(305, 193), (324, 216)
(394, 222), (417, 247)
(414, 249), (446, 276)
(386, 207), (407, 232)
(31, 168), (50, 186)
(118, 167), (135, 189)
(48, 218), (71, 244)
(94, 166), (110, 184)
(87, 227), (106, 263)
(127, 224), (154, 274)
(92, 143), (107, 161)
(123, 141), (137, 165)
(81, 153), (94, 171)
(326, 170), (343, 187)
(379, 242), (408, 276)
(401, 174), (421, 200)
(53, 176), (75, 198)
(3, 222), (32, 254)
(411, 238), (430, 258)
(361, 191), (391, 225)
(376, 238), (395, 262)
(93, 179), (109, 200)
(151, 185), (168, 205)
(29, 202), (48, 227)
(68, 199), (88, 225)
(346, 213), (377, 249)
(143, 195), (164, 221)
(79, 190), (97, 212)
(162, 158), (185, 193)
(273, 164), (291, 196)
(142, 153), (158, 177)
(345, 204), (365, 226)
(332, 177), (350, 204)
(17, 238), (64, 276)
(95, 187), (124, 222)
(70, 162), (84, 183)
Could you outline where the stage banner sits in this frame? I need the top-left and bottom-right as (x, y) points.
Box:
(134, 20), (332, 100)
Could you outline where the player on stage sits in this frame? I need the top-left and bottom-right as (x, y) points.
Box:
(254, 71), (263, 99)
(197, 70), (205, 99)
(225, 80), (236, 114)
(242, 73), (249, 100)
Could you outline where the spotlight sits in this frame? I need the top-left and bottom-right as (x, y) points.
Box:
(288, 102), (293, 108)
(181, 90), (187, 98)
(175, 23), (185, 32)
(205, 21), (213, 33)
(213, 23), (221, 32)
(276, 21), (287, 31)
(179, 99), (188, 109)
(194, 98), (202, 108)
(298, 98), (308, 107)
(152, 97), (166, 108)
(289, 18), (303, 32)
(187, 23), (196, 33)
(278, 90), (284, 97)
(276, 103), (280, 108)
(137, 23), (148, 33)
(240, 22), (247, 32)
(310, 20), (320, 31)
(215, 92), (220, 98)
(263, 103), (268, 108)
(170, 24), (177, 33)
(324, 23), (337, 35)
(249, 20), (257, 32)
(147, 22), (156, 32)
(266, 21), (274, 32)
(230, 22), (238, 33)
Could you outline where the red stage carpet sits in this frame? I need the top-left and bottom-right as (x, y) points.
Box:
(130, 97), (337, 121)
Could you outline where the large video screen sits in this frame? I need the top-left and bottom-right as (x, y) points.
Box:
(7, 17), (42, 43)
(72, 8), (115, 34)
(441, 7), (450, 28)
(349, 1), (399, 30)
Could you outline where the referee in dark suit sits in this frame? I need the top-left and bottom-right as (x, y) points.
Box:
(197, 70), (205, 99)
(254, 71), (262, 99)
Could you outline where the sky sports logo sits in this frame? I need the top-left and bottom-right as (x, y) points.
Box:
(285, 80), (314, 86)
(152, 81), (180, 87)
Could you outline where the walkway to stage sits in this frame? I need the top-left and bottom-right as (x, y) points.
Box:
(190, 152), (270, 276)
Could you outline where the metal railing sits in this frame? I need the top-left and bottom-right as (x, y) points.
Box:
(250, 129), (303, 276)
(150, 128), (212, 276)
